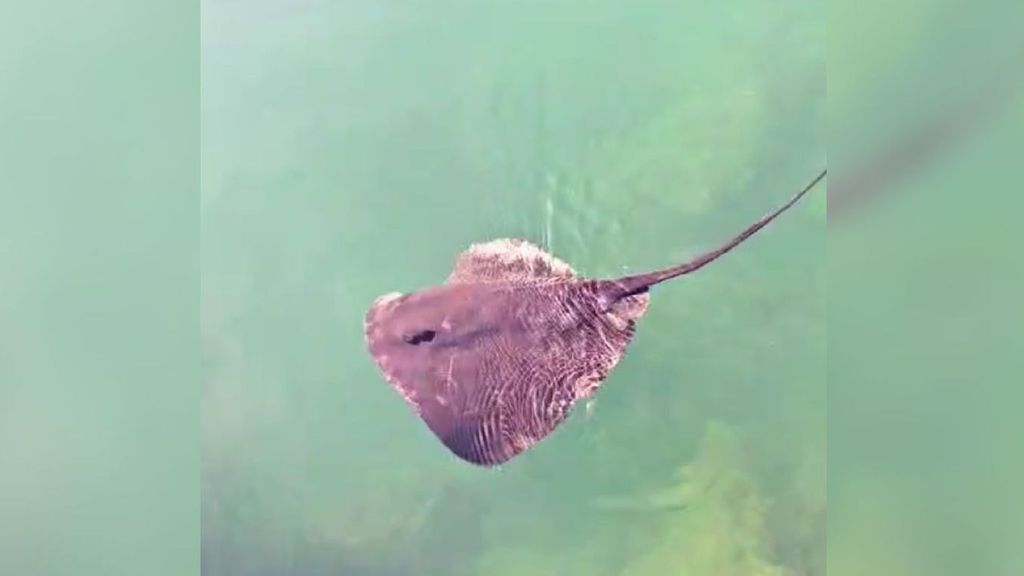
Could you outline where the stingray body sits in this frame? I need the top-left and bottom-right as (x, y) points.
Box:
(364, 171), (826, 466)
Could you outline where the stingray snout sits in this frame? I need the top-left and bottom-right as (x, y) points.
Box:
(364, 291), (403, 342)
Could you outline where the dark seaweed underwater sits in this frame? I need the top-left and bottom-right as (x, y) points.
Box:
(201, 1), (825, 575)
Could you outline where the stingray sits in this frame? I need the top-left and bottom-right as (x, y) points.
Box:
(364, 170), (826, 467)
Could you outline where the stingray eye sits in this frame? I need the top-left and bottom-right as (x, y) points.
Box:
(403, 329), (437, 345)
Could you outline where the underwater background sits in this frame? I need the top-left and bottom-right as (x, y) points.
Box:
(201, 1), (825, 575)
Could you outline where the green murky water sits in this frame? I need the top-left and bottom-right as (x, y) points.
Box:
(201, 1), (824, 574)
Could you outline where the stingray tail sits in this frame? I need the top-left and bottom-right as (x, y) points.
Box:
(600, 170), (826, 307)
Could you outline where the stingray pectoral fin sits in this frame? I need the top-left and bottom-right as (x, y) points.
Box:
(419, 406), (511, 467)
(442, 420), (498, 466)
(446, 238), (577, 284)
